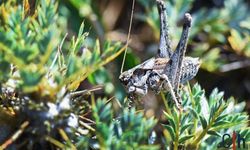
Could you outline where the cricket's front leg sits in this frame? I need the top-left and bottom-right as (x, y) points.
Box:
(156, 0), (173, 58)
(147, 71), (162, 93)
(128, 85), (148, 96)
(127, 84), (148, 108)
(160, 74), (182, 110)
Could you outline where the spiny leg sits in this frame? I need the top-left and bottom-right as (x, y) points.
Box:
(156, 0), (172, 58)
(160, 74), (182, 110)
(126, 85), (148, 109)
(167, 13), (192, 89)
(173, 13), (192, 90)
(128, 85), (148, 96)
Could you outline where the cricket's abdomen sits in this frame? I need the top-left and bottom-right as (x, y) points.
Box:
(180, 57), (200, 83)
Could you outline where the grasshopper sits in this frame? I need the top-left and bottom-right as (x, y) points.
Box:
(119, 0), (200, 110)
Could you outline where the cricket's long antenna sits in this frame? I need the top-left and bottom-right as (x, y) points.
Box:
(120, 0), (135, 74)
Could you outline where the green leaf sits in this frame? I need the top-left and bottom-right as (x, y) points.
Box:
(207, 130), (221, 137)
(188, 107), (199, 119)
(209, 88), (224, 106)
(214, 114), (228, 122)
(199, 115), (208, 129)
(239, 129), (250, 142)
(20, 70), (43, 87)
(78, 22), (85, 40)
(0, 60), (10, 82)
(87, 68), (109, 85)
(179, 135), (194, 143)
(66, 56), (81, 77)
(163, 124), (176, 140)
(180, 122), (194, 134)
(212, 120), (230, 127)
(163, 111), (176, 132)
(136, 145), (160, 150)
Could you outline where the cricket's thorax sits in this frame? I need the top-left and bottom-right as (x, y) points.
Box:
(126, 57), (168, 71)
(119, 58), (166, 84)
(119, 57), (166, 95)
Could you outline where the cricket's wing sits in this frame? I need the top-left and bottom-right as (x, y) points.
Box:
(128, 57), (156, 71)
(128, 57), (170, 72)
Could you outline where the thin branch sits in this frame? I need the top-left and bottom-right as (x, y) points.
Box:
(219, 60), (250, 72)
(0, 121), (29, 149)
(70, 85), (103, 97)
(120, 0), (135, 73)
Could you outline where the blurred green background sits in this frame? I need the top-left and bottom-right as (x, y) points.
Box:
(58, 0), (250, 113)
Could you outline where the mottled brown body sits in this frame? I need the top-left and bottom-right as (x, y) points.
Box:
(119, 0), (201, 109)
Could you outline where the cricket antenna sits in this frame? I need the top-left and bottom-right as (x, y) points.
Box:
(120, 0), (135, 74)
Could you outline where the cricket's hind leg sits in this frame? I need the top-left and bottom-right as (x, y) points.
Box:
(160, 13), (192, 111)
(146, 70), (182, 110)
(156, 0), (173, 58)
(172, 13), (192, 90)
(162, 13), (192, 91)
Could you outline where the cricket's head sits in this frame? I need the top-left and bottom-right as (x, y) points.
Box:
(120, 68), (149, 97)
(119, 69), (134, 86)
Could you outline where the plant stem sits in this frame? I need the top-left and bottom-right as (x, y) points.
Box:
(187, 83), (198, 134)
(174, 111), (181, 150)
(161, 92), (171, 115)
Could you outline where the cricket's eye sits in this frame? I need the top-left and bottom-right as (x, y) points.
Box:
(119, 77), (129, 85)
